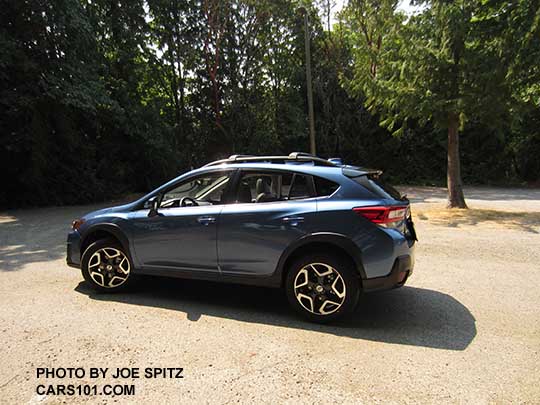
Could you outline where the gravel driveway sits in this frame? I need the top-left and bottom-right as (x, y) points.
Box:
(1, 187), (539, 403)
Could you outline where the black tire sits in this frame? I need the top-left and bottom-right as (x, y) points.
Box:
(285, 253), (360, 323)
(81, 238), (135, 293)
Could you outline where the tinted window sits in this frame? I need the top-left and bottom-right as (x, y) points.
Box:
(314, 176), (339, 197)
(236, 173), (278, 203)
(288, 174), (312, 199)
(351, 175), (402, 200)
(235, 171), (314, 203)
(162, 172), (231, 205)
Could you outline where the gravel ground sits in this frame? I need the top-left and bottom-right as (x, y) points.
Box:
(0, 186), (539, 404)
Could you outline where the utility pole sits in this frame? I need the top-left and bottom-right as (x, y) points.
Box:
(299, 7), (316, 155)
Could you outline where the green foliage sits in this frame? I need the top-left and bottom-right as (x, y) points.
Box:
(0, 0), (538, 208)
(340, 0), (540, 204)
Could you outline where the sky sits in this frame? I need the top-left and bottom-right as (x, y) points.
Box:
(329, 0), (423, 25)
(397, 0), (423, 14)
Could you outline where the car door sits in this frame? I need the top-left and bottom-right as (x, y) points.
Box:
(128, 170), (234, 273)
(217, 170), (317, 277)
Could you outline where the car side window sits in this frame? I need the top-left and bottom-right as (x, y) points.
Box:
(313, 176), (339, 197)
(287, 173), (313, 200)
(160, 172), (232, 207)
(234, 171), (315, 203)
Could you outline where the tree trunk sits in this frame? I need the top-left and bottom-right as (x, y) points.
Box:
(447, 112), (468, 208)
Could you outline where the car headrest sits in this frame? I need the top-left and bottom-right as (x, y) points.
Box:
(256, 178), (270, 195)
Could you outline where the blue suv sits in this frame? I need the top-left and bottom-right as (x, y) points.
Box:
(67, 153), (416, 322)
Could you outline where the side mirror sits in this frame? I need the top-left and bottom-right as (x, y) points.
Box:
(147, 195), (162, 217)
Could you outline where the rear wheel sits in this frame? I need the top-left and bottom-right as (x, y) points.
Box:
(81, 239), (134, 292)
(285, 253), (360, 323)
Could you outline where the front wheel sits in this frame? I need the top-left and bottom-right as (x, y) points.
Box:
(81, 239), (134, 292)
(285, 254), (360, 323)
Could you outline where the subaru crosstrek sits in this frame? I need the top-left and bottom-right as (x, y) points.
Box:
(67, 153), (417, 322)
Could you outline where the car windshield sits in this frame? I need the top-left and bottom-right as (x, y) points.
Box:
(194, 176), (230, 200)
(162, 174), (230, 204)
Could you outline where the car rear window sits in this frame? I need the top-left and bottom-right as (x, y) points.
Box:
(363, 175), (402, 200)
(344, 169), (402, 200)
(314, 176), (339, 197)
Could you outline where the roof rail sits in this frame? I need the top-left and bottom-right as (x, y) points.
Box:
(228, 154), (254, 160)
(288, 152), (316, 159)
(203, 152), (337, 167)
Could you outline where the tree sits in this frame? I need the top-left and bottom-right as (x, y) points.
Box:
(2, 0), (538, 208)
(343, 0), (513, 208)
(480, 0), (540, 182)
(0, 0), (110, 205)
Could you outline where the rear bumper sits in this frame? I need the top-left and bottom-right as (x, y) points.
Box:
(362, 254), (413, 293)
(66, 231), (81, 269)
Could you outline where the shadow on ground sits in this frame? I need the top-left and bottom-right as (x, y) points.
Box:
(0, 209), (69, 271)
(0, 201), (132, 271)
(75, 277), (476, 351)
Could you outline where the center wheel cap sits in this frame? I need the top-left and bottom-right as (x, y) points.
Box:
(315, 285), (324, 293)
(106, 265), (113, 271)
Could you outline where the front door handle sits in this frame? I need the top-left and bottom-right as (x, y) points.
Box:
(197, 216), (216, 225)
(282, 216), (304, 226)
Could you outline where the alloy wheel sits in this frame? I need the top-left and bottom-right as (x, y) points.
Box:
(87, 247), (130, 288)
(293, 262), (346, 315)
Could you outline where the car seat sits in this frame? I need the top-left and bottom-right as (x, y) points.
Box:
(237, 182), (253, 203)
(255, 178), (278, 203)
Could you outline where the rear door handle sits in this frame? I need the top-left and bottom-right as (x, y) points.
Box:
(197, 216), (216, 225)
(282, 216), (304, 226)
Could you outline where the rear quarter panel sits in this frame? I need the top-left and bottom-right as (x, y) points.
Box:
(315, 198), (401, 278)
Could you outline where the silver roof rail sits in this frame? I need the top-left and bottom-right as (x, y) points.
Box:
(228, 154), (255, 160)
(288, 152), (316, 159)
(203, 152), (337, 167)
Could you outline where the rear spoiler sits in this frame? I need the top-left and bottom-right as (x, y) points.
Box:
(342, 166), (383, 178)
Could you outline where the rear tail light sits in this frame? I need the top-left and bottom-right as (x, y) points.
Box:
(353, 206), (408, 227)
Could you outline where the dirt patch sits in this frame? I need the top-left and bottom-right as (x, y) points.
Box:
(414, 206), (540, 233)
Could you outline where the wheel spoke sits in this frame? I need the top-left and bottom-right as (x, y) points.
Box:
(310, 263), (332, 277)
(108, 275), (127, 287)
(90, 271), (105, 287)
(331, 277), (346, 299)
(88, 252), (101, 269)
(103, 248), (120, 259)
(294, 268), (309, 288)
(117, 257), (129, 274)
(319, 299), (341, 315)
(296, 293), (314, 313)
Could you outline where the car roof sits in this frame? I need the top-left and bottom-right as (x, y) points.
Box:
(206, 162), (346, 177)
(198, 153), (379, 178)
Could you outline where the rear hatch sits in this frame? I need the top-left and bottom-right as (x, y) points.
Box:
(343, 166), (417, 241)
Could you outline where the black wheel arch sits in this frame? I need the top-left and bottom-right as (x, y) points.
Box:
(274, 232), (366, 287)
(80, 223), (131, 259)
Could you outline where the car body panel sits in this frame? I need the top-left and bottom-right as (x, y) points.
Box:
(314, 198), (411, 278)
(126, 205), (224, 272)
(217, 199), (317, 276)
